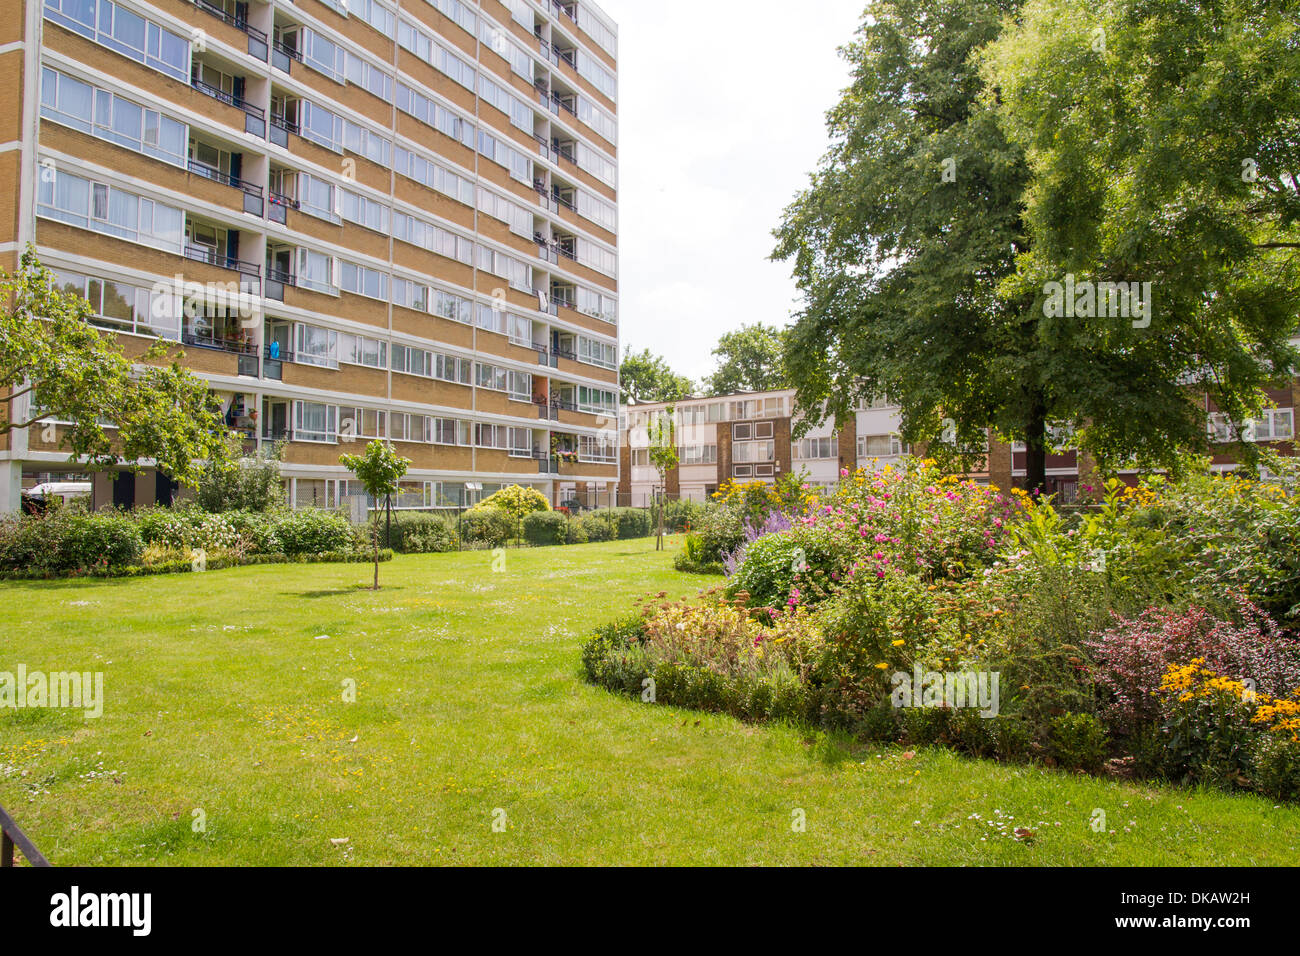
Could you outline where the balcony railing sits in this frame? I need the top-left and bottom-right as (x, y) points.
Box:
(181, 330), (257, 355)
(265, 267), (295, 302)
(191, 76), (266, 136)
(188, 160), (265, 215)
(193, 0), (269, 60)
(183, 245), (262, 287)
(269, 114), (299, 148)
(271, 39), (303, 74)
(267, 189), (299, 224)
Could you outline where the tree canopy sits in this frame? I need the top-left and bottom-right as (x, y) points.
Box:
(619, 347), (694, 405)
(703, 323), (791, 396)
(773, 0), (1300, 486)
(1, 247), (231, 486)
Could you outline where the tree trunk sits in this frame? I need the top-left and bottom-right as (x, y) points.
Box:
(372, 521), (380, 590)
(1024, 399), (1049, 496)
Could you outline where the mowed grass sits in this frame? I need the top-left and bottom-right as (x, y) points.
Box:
(1, 537), (1297, 866)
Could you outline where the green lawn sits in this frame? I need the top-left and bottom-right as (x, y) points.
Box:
(1, 537), (1297, 865)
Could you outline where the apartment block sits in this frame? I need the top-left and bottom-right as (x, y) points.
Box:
(619, 390), (934, 505)
(0, 0), (620, 512)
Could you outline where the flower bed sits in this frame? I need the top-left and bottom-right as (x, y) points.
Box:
(588, 456), (1300, 800)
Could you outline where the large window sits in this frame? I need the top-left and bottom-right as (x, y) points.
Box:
(338, 406), (385, 440)
(858, 434), (907, 458)
(295, 324), (339, 368)
(294, 401), (337, 443)
(296, 248), (335, 294)
(50, 267), (179, 339)
(338, 260), (389, 301)
(40, 68), (186, 167)
(44, 0), (189, 83)
(795, 437), (838, 460)
(340, 333), (387, 369)
(37, 169), (184, 253)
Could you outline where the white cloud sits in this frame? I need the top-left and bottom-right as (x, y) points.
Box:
(594, 0), (863, 382)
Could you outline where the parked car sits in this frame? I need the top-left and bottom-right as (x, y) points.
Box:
(22, 481), (92, 514)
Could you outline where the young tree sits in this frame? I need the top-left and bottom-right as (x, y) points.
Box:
(619, 347), (694, 405)
(339, 440), (411, 589)
(1, 247), (231, 486)
(646, 405), (678, 551)
(704, 323), (790, 396)
(982, 0), (1300, 471)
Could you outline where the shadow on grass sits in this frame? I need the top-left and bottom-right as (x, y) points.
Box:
(285, 584), (405, 598)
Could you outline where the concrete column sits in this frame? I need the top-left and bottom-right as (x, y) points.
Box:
(0, 461), (22, 514)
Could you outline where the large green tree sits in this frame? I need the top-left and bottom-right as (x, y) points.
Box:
(1, 248), (231, 487)
(773, 0), (1050, 485)
(619, 347), (694, 405)
(703, 323), (790, 396)
(982, 0), (1300, 470)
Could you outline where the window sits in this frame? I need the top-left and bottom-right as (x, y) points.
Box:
(44, 0), (190, 83)
(339, 189), (389, 233)
(301, 100), (344, 152)
(795, 437), (837, 460)
(302, 28), (345, 81)
(393, 211), (474, 264)
(298, 173), (339, 223)
(345, 52), (394, 102)
(579, 435), (616, 464)
(295, 324), (339, 368)
(391, 277), (429, 313)
(732, 422), (752, 441)
(430, 417), (469, 446)
(342, 118), (391, 166)
(50, 267), (178, 339)
(41, 68), (186, 167)
(1254, 408), (1295, 442)
(577, 386), (617, 417)
(474, 423), (508, 449)
(395, 147), (475, 205)
(339, 260), (389, 300)
(389, 412), (430, 443)
(391, 344), (431, 378)
(733, 441), (775, 463)
(857, 434), (907, 458)
(37, 170), (184, 252)
(294, 401), (337, 443)
(509, 427), (534, 458)
(338, 406), (385, 440)
(340, 333), (386, 369)
(475, 363), (530, 401)
(678, 444), (717, 465)
(296, 248), (335, 294)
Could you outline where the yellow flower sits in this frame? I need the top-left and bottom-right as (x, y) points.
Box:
(875, 662), (890, 670)
(892, 639), (905, 647)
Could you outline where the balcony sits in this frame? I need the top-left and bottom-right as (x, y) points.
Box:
(183, 244), (262, 291)
(188, 159), (264, 216)
(191, 77), (266, 138)
(181, 330), (258, 376)
(271, 38), (303, 75)
(262, 344), (294, 380)
(267, 189), (300, 225)
(192, 0), (269, 61)
(265, 267), (296, 302)
(270, 114), (299, 149)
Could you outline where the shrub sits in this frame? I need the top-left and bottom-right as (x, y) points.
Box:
(693, 505), (747, 563)
(661, 498), (705, 532)
(1255, 735), (1300, 801)
(611, 507), (652, 539)
(459, 506), (515, 548)
(1048, 713), (1108, 772)
(579, 510), (618, 542)
(0, 509), (143, 572)
(726, 524), (842, 612)
(193, 440), (286, 513)
(58, 510), (144, 570)
(1086, 601), (1300, 736)
(478, 485), (550, 536)
(565, 519), (588, 545)
(523, 510), (568, 546)
(1151, 660), (1259, 789)
(674, 533), (724, 574)
(273, 508), (355, 556)
(378, 512), (456, 553)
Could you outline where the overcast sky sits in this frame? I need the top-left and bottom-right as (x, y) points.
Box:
(593, 0), (866, 384)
